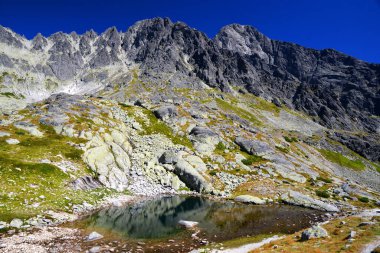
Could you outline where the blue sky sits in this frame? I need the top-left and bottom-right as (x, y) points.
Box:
(0, 0), (379, 63)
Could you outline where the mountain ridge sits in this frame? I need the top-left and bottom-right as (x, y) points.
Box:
(0, 17), (379, 161)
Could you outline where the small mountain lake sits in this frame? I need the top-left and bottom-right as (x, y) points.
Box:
(69, 195), (326, 252)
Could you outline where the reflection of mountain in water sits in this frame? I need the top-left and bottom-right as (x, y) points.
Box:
(83, 196), (324, 240)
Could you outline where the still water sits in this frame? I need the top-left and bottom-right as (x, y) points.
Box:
(72, 195), (325, 252)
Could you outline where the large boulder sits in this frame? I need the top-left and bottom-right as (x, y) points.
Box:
(83, 130), (132, 192)
(281, 190), (339, 212)
(301, 225), (328, 241)
(160, 151), (212, 193)
(272, 164), (307, 183)
(174, 159), (213, 193)
(154, 105), (177, 120)
(235, 137), (274, 156)
(189, 126), (219, 155)
(235, 195), (266, 204)
(9, 219), (23, 228)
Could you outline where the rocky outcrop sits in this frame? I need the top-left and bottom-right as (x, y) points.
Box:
(189, 126), (220, 155)
(281, 190), (339, 212)
(83, 129), (132, 191)
(235, 137), (274, 156)
(154, 105), (178, 120)
(159, 151), (213, 193)
(70, 176), (102, 190)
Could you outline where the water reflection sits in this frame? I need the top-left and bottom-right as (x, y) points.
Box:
(80, 195), (324, 240)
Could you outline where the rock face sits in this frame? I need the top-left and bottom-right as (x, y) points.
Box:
(160, 151), (213, 193)
(281, 190), (339, 212)
(0, 18), (379, 160)
(83, 129), (132, 191)
(70, 176), (102, 190)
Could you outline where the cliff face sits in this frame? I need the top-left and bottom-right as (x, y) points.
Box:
(0, 17), (379, 160)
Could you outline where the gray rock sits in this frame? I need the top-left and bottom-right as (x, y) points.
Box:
(347, 230), (356, 239)
(178, 220), (199, 228)
(9, 219), (23, 228)
(0, 131), (10, 137)
(235, 195), (266, 204)
(71, 176), (102, 190)
(159, 151), (179, 164)
(189, 126), (219, 154)
(5, 138), (20, 145)
(301, 225), (328, 241)
(154, 105), (177, 120)
(281, 190), (339, 212)
(235, 137), (274, 156)
(0, 17), (379, 163)
(174, 159), (212, 193)
(87, 231), (103, 241)
(89, 246), (101, 253)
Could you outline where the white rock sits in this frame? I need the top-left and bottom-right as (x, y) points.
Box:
(6, 138), (20, 145)
(178, 220), (199, 229)
(87, 231), (103, 241)
(9, 219), (23, 228)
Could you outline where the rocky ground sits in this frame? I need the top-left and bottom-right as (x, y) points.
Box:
(0, 17), (379, 252)
(0, 84), (379, 252)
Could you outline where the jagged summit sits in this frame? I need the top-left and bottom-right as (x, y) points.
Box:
(0, 17), (379, 161)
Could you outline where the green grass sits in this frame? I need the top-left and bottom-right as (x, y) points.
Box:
(132, 107), (193, 149)
(0, 92), (18, 98)
(317, 176), (333, 183)
(208, 170), (218, 176)
(215, 142), (226, 152)
(284, 136), (298, 143)
(319, 149), (366, 171)
(250, 96), (280, 115)
(316, 189), (330, 198)
(358, 196), (369, 203)
(276, 145), (289, 153)
(216, 98), (262, 126)
(241, 154), (264, 166)
(0, 122), (114, 221)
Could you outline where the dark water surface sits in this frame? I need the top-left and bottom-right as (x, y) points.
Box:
(70, 195), (325, 252)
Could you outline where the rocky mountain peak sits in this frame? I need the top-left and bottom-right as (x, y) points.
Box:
(0, 18), (379, 161)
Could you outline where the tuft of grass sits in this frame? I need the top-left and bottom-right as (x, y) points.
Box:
(276, 145), (289, 153)
(317, 176), (333, 183)
(358, 196), (369, 203)
(319, 149), (366, 171)
(241, 154), (264, 166)
(316, 190), (330, 198)
(250, 96), (280, 115)
(215, 142), (226, 151)
(0, 92), (18, 98)
(284, 136), (298, 143)
(133, 108), (193, 149)
(209, 170), (218, 176)
(216, 98), (262, 126)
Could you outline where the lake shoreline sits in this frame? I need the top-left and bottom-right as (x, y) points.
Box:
(0, 193), (359, 253)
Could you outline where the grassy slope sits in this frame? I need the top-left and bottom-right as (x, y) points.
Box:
(251, 216), (380, 253)
(0, 122), (115, 222)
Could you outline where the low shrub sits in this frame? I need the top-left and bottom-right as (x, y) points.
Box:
(358, 196), (369, 203)
(316, 190), (330, 198)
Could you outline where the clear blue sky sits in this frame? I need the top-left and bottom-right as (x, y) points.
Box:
(0, 0), (379, 63)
